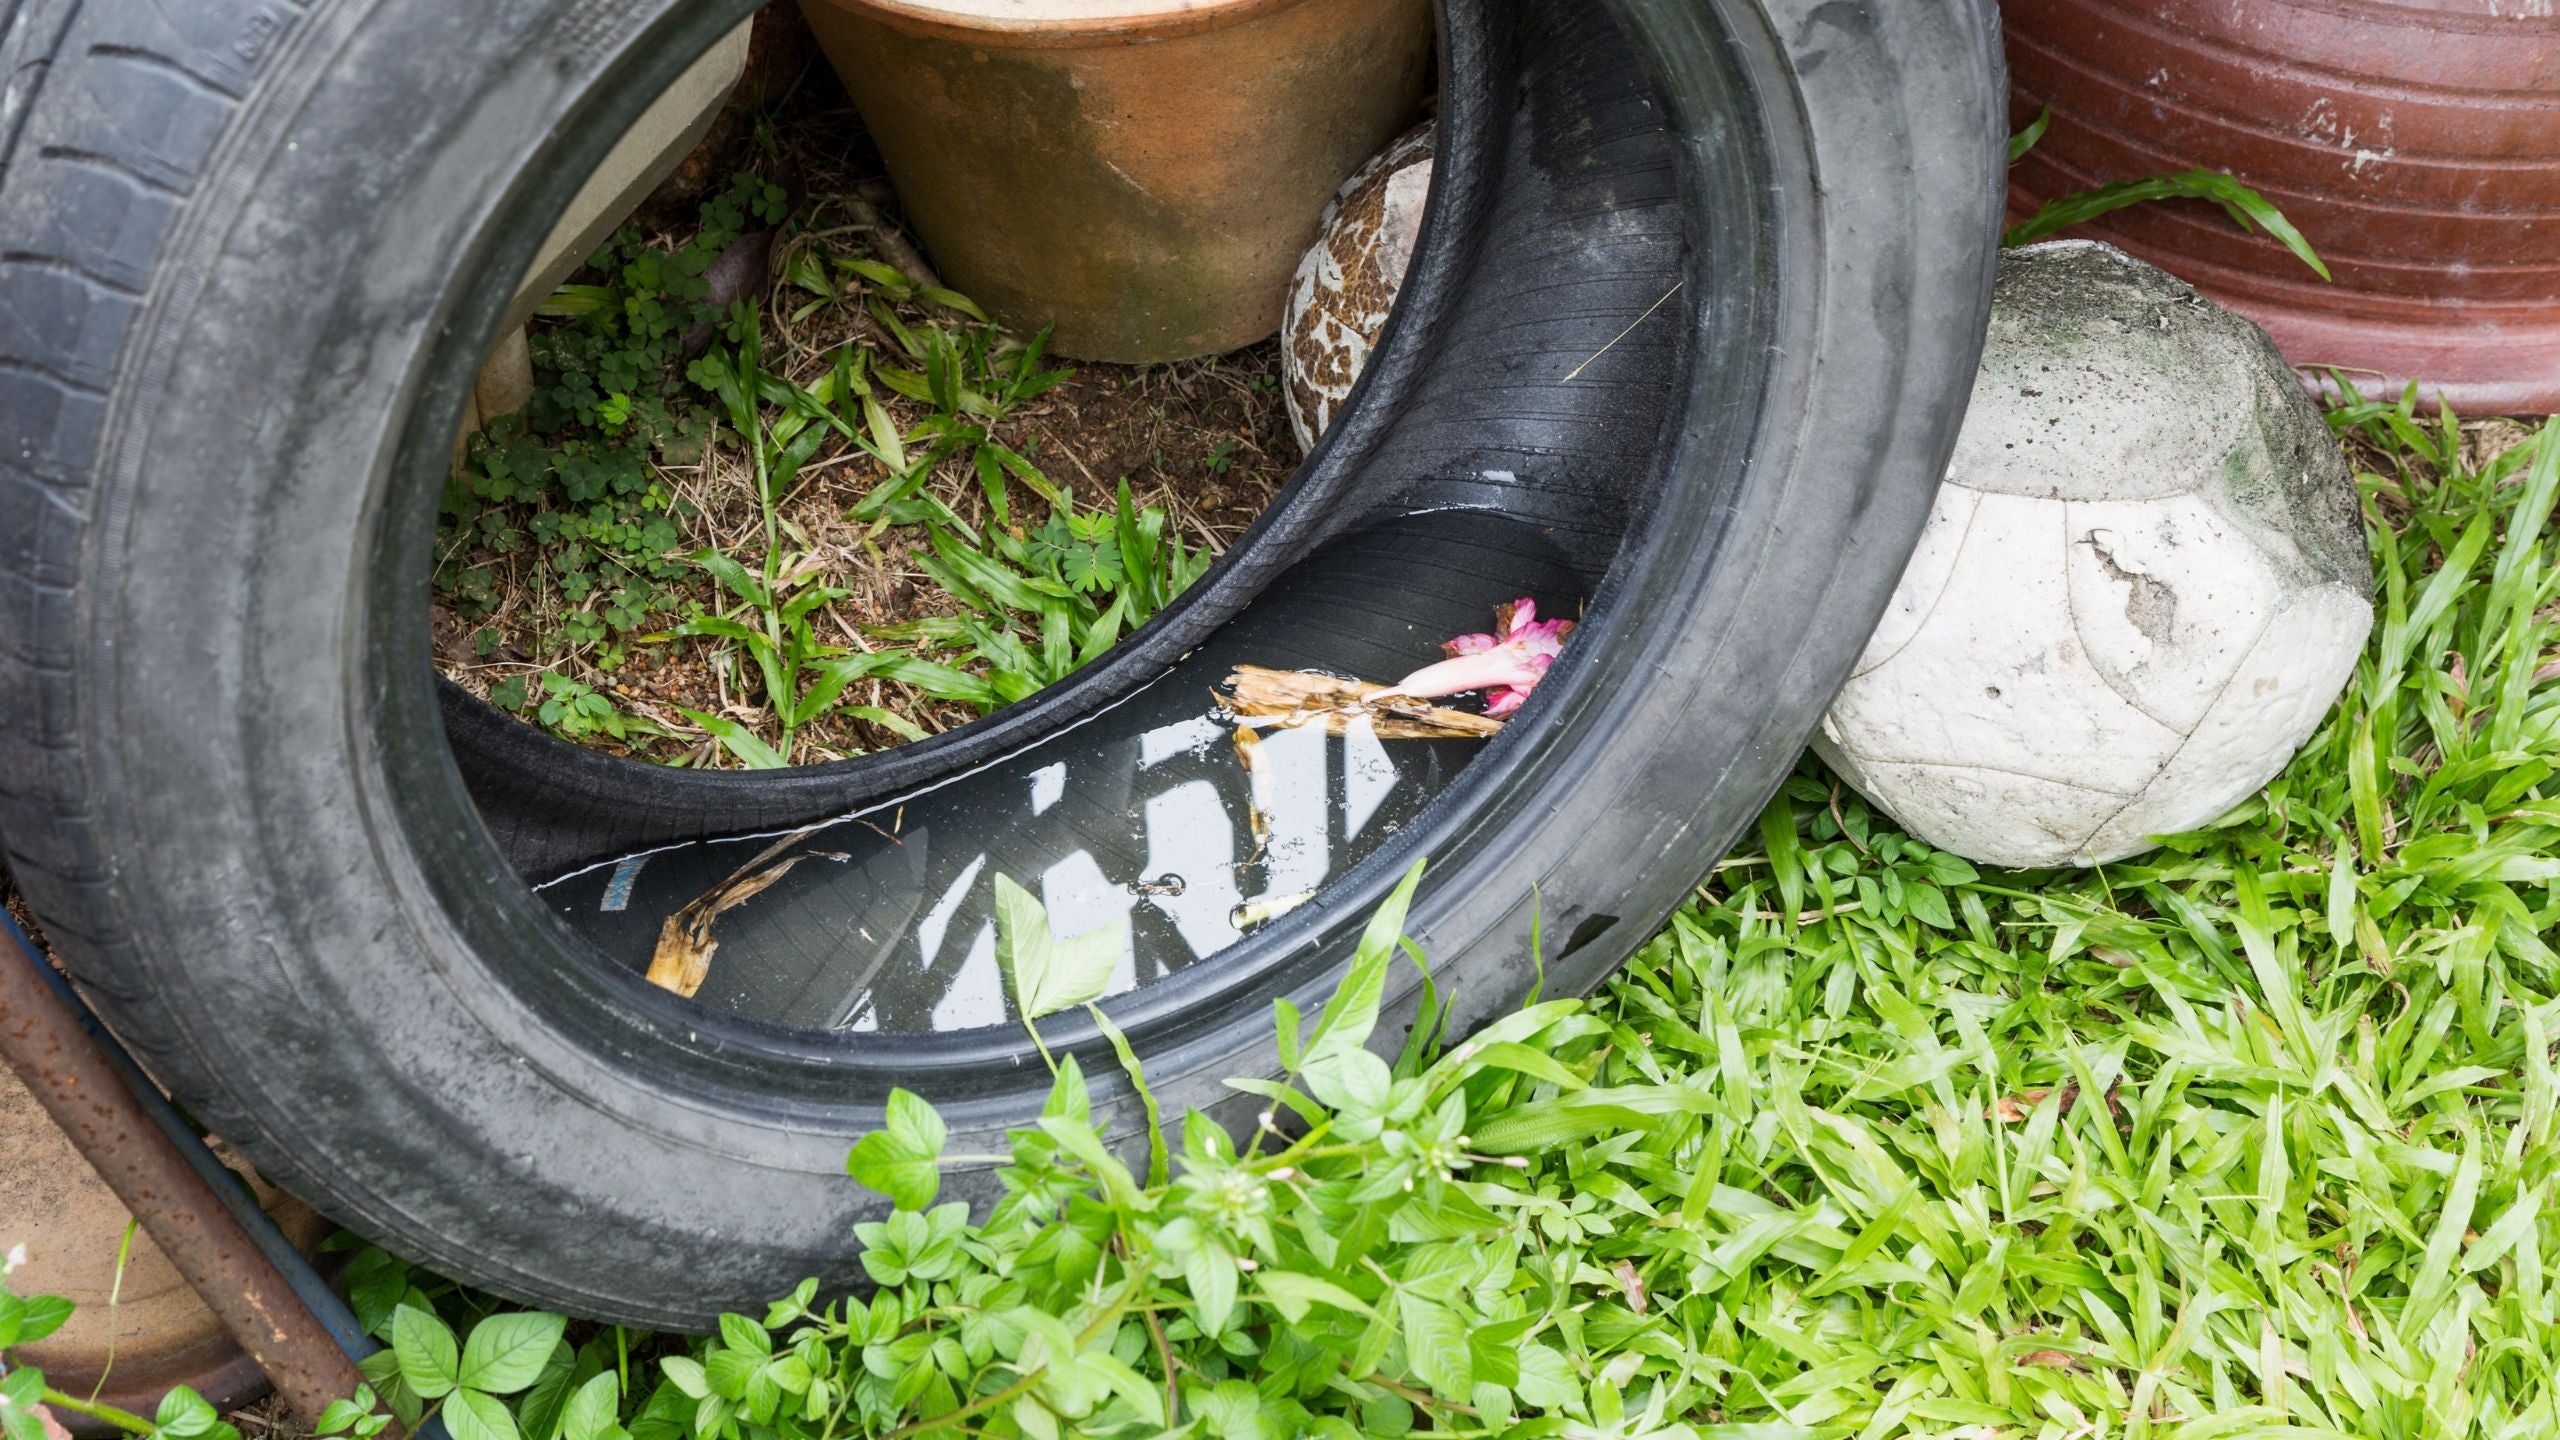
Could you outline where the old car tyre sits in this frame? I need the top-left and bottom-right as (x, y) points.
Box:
(0, 0), (2003, 1324)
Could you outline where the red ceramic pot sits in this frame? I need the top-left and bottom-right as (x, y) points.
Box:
(2003, 0), (2560, 414)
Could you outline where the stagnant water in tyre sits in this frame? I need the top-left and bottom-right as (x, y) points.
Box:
(534, 511), (1587, 1032)
(539, 700), (1472, 1032)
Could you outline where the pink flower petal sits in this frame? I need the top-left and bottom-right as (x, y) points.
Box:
(1512, 618), (1574, 657)
(1390, 599), (1575, 715)
(1392, 645), (1548, 699)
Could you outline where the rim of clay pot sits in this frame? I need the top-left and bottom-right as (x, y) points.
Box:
(804, 0), (1311, 47)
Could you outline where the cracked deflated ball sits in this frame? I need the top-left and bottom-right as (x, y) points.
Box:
(1282, 121), (1434, 451)
(1815, 241), (2373, 867)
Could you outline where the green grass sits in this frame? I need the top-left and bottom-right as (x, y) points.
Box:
(1596, 396), (2558, 1436)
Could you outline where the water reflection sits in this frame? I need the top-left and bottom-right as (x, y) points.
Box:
(536, 512), (1584, 1034)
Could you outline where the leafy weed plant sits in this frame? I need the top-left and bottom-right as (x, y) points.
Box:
(438, 175), (1223, 764)
(655, 259), (1199, 760)
(876, 482), (1211, 713)
(2004, 107), (2330, 279)
(442, 173), (791, 697)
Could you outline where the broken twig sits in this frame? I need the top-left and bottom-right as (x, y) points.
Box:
(1222, 665), (1503, 740)
(646, 827), (847, 998)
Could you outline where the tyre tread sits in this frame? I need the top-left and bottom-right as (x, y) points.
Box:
(0, 0), (266, 1104)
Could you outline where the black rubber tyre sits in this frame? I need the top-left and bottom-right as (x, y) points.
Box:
(0, 0), (2002, 1325)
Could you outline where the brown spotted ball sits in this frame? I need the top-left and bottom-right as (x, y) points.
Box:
(1281, 120), (1434, 451)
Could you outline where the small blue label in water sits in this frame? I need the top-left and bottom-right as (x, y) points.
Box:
(601, 854), (648, 913)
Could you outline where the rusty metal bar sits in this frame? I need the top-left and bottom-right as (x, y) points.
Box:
(0, 905), (373, 1426)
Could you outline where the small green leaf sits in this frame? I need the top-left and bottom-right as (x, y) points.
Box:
(715, 1313), (770, 1358)
(689, 548), (770, 612)
(1305, 860), (1426, 1082)
(660, 1357), (710, 1400)
(988, 443), (1065, 509)
(872, 654), (1002, 711)
(862, 396), (907, 471)
(2007, 105), (2051, 164)
(355, 1349), (418, 1429)
(1036, 1114), (1142, 1211)
(1514, 1344), (1579, 1410)
(1399, 1294), (1473, 1398)
(1085, 1000), (1167, 1187)
(2003, 168), (2328, 279)
(790, 653), (895, 723)
(994, 872), (1127, 1020)
(837, 256), (913, 300)
(559, 1372), (621, 1440)
(846, 1088), (948, 1210)
(676, 708), (787, 770)
(514, 1351), (578, 1440)
(0, 1367), (41, 1412)
(7, 1294), (71, 1346)
(446, 1388), (522, 1440)
(1, 1402), (47, 1440)
(392, 1305), (461, 1399)
(315, 1398), (369, 1437)
(972, 446), (1011, 526)
(458, 1312), (568, 1396)
(1273, 997), (1304, 1070)
(918, 286), (989, 322)
(1256, 1272), (1374, 1323)
(1184, 1243), (1240, 1336)
(153, 1387), (219, 1439)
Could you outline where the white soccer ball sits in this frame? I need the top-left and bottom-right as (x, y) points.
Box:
(1814, 241), (2373, 867)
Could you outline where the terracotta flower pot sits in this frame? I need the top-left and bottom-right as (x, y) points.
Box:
(2002, 0), (2560, 413)
(795, 0), (1434, 363)
(1, 1067), (327, 1434)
